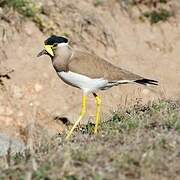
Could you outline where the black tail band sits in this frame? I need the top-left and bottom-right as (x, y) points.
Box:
(134, 78), (158, 86)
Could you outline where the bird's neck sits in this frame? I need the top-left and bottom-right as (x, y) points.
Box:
(52, 45), (72, 72)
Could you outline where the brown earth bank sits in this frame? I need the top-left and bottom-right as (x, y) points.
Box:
(0, 0), (180, 141)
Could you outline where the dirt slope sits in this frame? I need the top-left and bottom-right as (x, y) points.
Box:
(0, 0), (180, 139)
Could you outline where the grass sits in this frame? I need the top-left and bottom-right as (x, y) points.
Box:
(143, 9), (173, 24)
(0, 0), (52, 32)
(0, 0), (37, 18)
(116, 0), (174, 24)
(94, 0), (105, 7)
(0, 100), (180, 179)
(94, 0), (174, 24)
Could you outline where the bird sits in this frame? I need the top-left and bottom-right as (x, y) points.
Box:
(37, 35), (158, 139)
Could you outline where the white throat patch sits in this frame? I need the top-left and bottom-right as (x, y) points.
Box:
(57, 42), (69, 47)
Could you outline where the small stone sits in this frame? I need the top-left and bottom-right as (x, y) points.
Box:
(34, 83), (43, 92)
(12, 85), (23, 99)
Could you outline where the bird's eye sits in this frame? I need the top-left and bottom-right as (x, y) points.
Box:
(53, 43), (58, 47)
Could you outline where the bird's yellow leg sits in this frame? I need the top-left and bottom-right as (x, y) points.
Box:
(66, 95), (87, 140)
(93, 93), (101, 134)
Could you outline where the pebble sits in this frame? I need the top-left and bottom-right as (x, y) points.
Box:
(34, 83), (42, 92)
(12, 85), (23, 99)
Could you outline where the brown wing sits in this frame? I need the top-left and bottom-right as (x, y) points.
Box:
(68, 50), (142, 81)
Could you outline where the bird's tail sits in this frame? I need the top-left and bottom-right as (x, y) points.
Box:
(134, 78), (158, 86)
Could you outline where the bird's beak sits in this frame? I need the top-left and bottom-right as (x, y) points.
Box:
(37, 45), (54, 57)
(37, 49), (47, 57)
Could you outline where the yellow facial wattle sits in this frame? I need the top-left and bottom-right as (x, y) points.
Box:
(44, 45), (54, 56)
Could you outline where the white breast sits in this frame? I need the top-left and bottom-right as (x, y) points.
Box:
(58, 71), (108, 94)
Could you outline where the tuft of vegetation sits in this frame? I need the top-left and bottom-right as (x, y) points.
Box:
(0, 100), (180, 179)
(116, 0), (174, 24)
(143, 8), (173, 24)
(0, 0), (49, 32)
(94, 0), (105, 7)
(0, 0), (37, 18)
(80, 100), (180, 135)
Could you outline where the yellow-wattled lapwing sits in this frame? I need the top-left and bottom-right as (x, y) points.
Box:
(37, 35), (158, 139)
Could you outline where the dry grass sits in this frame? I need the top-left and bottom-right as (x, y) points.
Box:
(0, 100), (180, 180)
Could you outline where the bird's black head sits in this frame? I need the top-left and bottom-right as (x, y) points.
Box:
(37, 35), (69, 57)
(44, 35), (68, 45)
